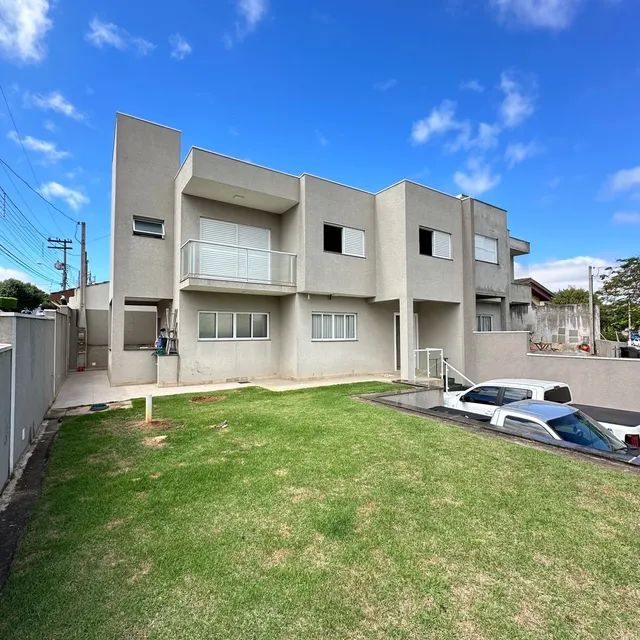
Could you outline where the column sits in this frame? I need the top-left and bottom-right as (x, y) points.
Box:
(399, 295), (415, 382)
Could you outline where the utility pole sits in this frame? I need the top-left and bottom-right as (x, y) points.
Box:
(78, 221), (87, 326)
(47, 237), (73, 290)
(588, 266), (596, 356)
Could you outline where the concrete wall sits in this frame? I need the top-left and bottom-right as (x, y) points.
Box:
(473, 201), (510, 297)
(470, 331), (640, 411)
(595, 339), (627, 358)
(0, 345), (11, 491)
(529, 304), (599, 344)
(417, 301), (465, 371)
(0, 313), (68, 483)
(476, 301), (503, 331)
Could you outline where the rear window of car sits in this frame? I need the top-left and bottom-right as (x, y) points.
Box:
(501, 388), (533, 404)
(544, 386), (572, 403)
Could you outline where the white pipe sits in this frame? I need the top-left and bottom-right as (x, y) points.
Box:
(145, 395), (152, 424)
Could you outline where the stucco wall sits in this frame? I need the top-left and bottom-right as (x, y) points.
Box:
(0, 345), (11, 491)
(471, 331), (640, 411)
(417, 301), (465, 371)
(475, 301), (503, 331)
(473, 201), (510, 297)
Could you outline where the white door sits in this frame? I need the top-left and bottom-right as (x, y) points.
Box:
(394, 313), (419, 371)
(457, 385), (503, 417)
(199, 218), (270, 281)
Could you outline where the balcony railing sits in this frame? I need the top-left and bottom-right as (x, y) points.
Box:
(180, 239), (296, 287)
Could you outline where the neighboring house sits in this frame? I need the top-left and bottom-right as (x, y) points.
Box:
(510, 278), (600, 349)
(108, 113), (531, 386)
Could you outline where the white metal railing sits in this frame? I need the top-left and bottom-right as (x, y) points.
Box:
(414, 348), (444, 379)
(180, 239), (296, 287)
(443, 360), (475, 393)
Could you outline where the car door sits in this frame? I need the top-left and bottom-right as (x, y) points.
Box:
(458, 385), (503, 417)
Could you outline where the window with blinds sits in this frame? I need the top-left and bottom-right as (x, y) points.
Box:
(198, 311), (269, 340)
(323, 223), (365, 257)
(199, 218), (271, 281)
(419, 227), (452, 259)
(476, 315), (493, 332)
(474, 234), (498, 264)
(311, 313), (357, 341)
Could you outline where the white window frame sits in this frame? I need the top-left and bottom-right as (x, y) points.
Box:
(474, 234), (498, 264)
(476, 314), (493, 332)
(419, 227), (452, 260)
(311, 312), (358, 341)
(323, 223), (366, 258)
(198, 311), (270, 341)
(133, 216), (165, 239)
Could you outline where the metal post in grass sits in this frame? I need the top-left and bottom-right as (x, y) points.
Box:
(145, 395), (153, 424)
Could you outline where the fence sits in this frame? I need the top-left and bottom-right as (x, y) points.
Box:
(0, 309), (69, 492)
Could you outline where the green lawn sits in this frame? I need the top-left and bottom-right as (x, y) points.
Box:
(1, 382), (639, 640)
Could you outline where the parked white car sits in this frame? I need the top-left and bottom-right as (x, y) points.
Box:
(443, 378), (572, 418)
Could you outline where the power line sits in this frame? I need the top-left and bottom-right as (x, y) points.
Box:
(0, 241), (57, 284)
(0, 157), (79, 224)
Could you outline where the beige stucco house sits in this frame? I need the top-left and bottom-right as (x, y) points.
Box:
(107, 113), (530, 386)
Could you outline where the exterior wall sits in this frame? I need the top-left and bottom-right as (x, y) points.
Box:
(530, 304), (599, 344)
(405, 183), (464, 303)
(0, 345), (11, 491)
(292, 295), (397, 378)
(109, 114), (181, 385)
(595, 339), (626, 358)
(301, 176), (376, 296)
(417, 301), (465, 371)
(470, 331), (640, 411)
(374, 183), (407, 302)
(473, 201), (510, 297)
(177, 291), (283, 384)
(475, 301), (503, 331)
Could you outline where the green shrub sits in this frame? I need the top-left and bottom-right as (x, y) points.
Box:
(0, 296), (17, 311)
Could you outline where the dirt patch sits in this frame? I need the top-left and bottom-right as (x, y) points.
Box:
(149, 472), (162, 479)
(142, 435), (167, 448)
(274, 468), (288, 477)
(515, 600), (545, 631)
(263, 548), (291, 568)
(191, 395), (226, 404)
(128, 560), (153, 584)
(128, 419), (175, 432)
(283, 486), (323, 504)
(104, 518), (130, 531)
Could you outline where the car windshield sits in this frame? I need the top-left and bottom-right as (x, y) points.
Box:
(548, 411), (627, 452)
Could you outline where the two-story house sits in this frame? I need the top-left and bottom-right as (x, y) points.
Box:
(108, 113), (530, 386)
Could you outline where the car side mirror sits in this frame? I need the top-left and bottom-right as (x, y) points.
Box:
(460, 394), (470, 402)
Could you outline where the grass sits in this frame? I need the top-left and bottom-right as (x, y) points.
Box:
(1, 382), (640, 639)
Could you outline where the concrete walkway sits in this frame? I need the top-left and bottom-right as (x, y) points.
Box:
(53, 370), (397, 409)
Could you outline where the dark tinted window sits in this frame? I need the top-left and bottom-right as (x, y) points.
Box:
(419, 228), (433, 256)
(464, 386), (501, 406)
(548, 412), (625, 452)
(544, 386), (572, 403)
(503, 416), (553, 440)
(323, 224), (342, 253)
(501, 388), (533, 405)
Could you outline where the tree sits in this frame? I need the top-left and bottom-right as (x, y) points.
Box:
(600, 257), (640, 306)
(0, 279), (48, 311)
(550, 287), (593, 305)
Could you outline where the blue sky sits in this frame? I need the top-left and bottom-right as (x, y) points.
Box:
(0, 0), (638, 292)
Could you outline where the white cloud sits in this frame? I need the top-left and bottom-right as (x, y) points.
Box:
(40, 181), (88, 210)
(449, 121), (501, 152)
(374, 78), (398, 91)
(7, 130), (70, 163)
(224, 0), (268, 48)
(453, 158), (501, 196)
(85, 17), (155, 56)
(499, 71), (535, 128)
(460, 79), (485, 92)
(411, 100), (463, 145)
(169, 33), (192, 60)
(603, 166), (640, 196)
(489, 0), (583, 30)
(315, 129), (329, 146)
(612, 211), (640, 224)
(514, 256), (612, 291)
(0, 0), (52, 64)
(27, 90), (86, 121)
(505, 140), (540, 167)
(43, 119), (56, 132)
(0, 265), (31, 282)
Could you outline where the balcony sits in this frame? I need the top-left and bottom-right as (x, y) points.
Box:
(510, 281), (531, 305)
(180, 239), (297, 295)
(509, 236), (530, 256)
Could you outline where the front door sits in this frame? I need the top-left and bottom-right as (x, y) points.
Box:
(394, 313), (419, 371)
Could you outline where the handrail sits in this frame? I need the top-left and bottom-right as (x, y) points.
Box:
(443, 361), (475, 393)
(180, 238), (296, 257)
(414, 347), (443, 379)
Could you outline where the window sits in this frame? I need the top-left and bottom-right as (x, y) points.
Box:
(312, 313), (357, 341)
(323, 223), (365, 257)
(503, 416), (554, 440)
(419, 228), (452, 259)
(463, 386), (501, 406)
(501, 388), (533, 404)
(475, 234), (498, 264)
(544, 386), (572, 403)
(133, 216), (165, 238)
(476, 315), (493, 332)
(548, 412), (625, 452)
(198, 311), (269, 340)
